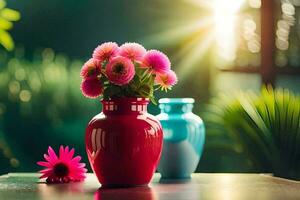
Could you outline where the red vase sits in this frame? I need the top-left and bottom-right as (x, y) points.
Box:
(85, 98), (163, 187)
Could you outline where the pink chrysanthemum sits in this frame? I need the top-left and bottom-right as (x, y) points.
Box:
(37, 146), (87, 184)
(141, 50), (171, 74)
(81, 77), (104, 98)
(80, 58), (101, 78)
(105, 56), (135, 86)
(92, 42), (119, 62)
(155, 70), (178, 91)
(118, 42), (147, 61)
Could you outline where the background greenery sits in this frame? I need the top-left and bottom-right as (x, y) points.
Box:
(0, 0), (299, 178)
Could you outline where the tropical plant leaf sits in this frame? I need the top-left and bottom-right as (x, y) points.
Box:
(204, 86), (300, 179)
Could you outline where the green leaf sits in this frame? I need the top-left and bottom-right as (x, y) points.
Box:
(150, 95), (157, 105)
(134, 63), (145, 76)
(0, 8), (21, 21)
(103, 84), (122, 99)
(0, 29), (14, 51)
(99, 75), (108, 83)
(137, 84), (151, 97)
(204, 86), (300, 177)
(0, 0), (6, 10)
(0, 18), (12, 30)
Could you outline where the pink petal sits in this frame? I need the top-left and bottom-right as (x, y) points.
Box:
(105, 56), (135, 86)
(64, 146), (69, 156)
(39, 168), (52, 174)
(37, 161), (52, 167)
(40, 172), (52, 179)
(119, 42), (146, 61)
(43, 154), (51, 162)
(44, 153), (56, 164)
(71, 156), (81, 163)
(48, 146), (58, 160)
(72, 167), (86, 173)
(67, 148), (75, 160)
(38, 146), (87, 183)
(78, 163), (86, 168)
(80, 77), (104, 98)
(59, 145), (65, 160)
(142, 50), (171, 74)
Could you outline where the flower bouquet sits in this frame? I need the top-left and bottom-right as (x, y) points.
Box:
(82, 42), (177, 187)
(80, 42), (177, 103)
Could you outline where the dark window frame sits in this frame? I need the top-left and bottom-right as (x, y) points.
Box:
(220, 0), (300, 86)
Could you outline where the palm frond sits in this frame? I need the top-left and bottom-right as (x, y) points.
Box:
(204, 86), (300, 180)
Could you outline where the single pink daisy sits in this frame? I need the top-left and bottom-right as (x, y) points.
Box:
(37, 146), (87, 184)
(155, 70), (178, 90)
(141, 50), (171, 74)
(105, 56), (135, 86)
(80, 77), (104, 98)
(92, 42), (119, 62)
(118, 42), (147, 61)
(80, 58), (101, 78)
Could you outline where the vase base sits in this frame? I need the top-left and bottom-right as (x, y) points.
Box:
(159, 176), (191, 183)
(100, 184), (148, 188)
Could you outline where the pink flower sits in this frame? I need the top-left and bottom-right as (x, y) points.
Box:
(141, 50), (171, 74)
(118, 42), (147, 61)
(37, 146), (87, 184)
(80, 58), (101, 78)
(81, 77), (103, 98)
(92, 42), (119, 62)
(105, 56), (135, 86)
(155, 70), (178, 90)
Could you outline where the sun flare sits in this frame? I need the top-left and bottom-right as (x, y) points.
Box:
(213, 0), (245, 61)
(141, 0), (246, 77)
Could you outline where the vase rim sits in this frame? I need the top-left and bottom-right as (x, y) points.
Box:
(101, 97), (149, 114)
(159, 98), (195, 104)
(102, 97), (149, 103)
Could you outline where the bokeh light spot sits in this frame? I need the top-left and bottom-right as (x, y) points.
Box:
(9, 81), (20, 94)
(15, 68), (26, 81)
(10, 158), (20, 167)
(19, 90), (32, 102)
(248, 0), (261, 8)
(282, 3), (295, 16)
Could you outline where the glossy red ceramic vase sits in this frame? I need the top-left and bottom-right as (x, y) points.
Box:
(85, 98), (163, 187)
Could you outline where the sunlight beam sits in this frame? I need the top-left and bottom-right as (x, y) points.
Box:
(141, 17), (213, 47)
(181, 0), (214, 9)
(213, 0), (245, 61)
(177, 33), (214, 79)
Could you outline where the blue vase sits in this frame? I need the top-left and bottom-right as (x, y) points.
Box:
(156, 98), (205, 179)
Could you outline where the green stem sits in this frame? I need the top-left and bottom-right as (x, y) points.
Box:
(141, 69), (152, 82)
(154, 86), (161, 91)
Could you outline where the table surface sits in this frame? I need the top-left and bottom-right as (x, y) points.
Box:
(0, 173), (300, 200)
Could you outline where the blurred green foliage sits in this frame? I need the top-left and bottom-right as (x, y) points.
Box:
(0, 48), (100, 173)
(0, 0), (20, 51)
(204, 87), (300, 180)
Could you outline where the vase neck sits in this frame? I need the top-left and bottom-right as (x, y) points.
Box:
(159, 98), (194, 114)
(102, 98), (149, 115)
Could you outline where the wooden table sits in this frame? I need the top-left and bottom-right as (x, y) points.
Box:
(0, 173), (300, 200)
